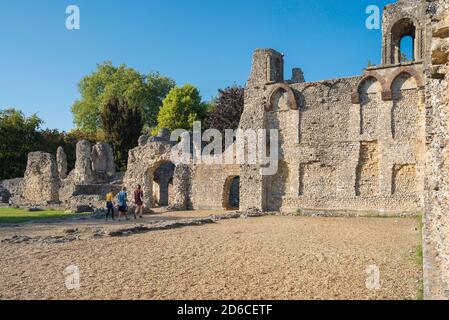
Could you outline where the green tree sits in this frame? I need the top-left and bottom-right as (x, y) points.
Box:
(145, 72), (176, 130)
(71, 62), (175, 133)
(101, 98), (143, 171)
(0, 109), (43, 179)
(154, 84), (207, 134)
(0, 108), (110, 179)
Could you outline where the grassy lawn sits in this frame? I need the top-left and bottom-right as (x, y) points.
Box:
(0, 208), (90, 224)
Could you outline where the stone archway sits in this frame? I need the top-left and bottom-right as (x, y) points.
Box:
(152, 161), (175, 207)
(141, 160), (176, 209)
(222, 176), (240, 210)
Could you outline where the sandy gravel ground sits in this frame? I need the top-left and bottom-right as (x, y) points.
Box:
(0, 215), (421, 300)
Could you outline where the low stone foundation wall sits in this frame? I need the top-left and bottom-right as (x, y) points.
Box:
(0, 178), (24, 205)
(191, 164), (240, 210)
(281, 196), (422, 216)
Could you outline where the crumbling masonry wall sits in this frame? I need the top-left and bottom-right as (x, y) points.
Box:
(124, 131), (240, 211)
(191, 164), (240, 210)
(239, 5), (429, 213)
(241, 50), (426, 214)
(423, 0), (449, 300)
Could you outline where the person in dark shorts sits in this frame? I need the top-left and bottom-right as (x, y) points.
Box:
(117, 187), (129, 221)
(105, 189), (115, 221)
(134, 185), (144, 219)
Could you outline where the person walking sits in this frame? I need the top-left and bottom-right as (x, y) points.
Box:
(134, 185), (144, 219)
(117, 187), (129, 221)
(105, 189), (115, 221)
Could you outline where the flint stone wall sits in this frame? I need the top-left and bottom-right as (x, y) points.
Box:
(125, 135), (241, 211)
(191, 163), (240, 210)
(56, 146), (68, 179)
(423, 0), (449, 300)
(124, 140), (179, 209)
(22, 152), (60, 204)
(0, 184), (10, 203)
(0, 178), (23, 204)
(91, 142), (115, 179)
(71, 140), (94, 185)
(241, 48), (425, 214)
(58, 141), (118, 210)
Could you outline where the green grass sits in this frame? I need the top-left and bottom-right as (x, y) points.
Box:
(0, 208), (91, 224)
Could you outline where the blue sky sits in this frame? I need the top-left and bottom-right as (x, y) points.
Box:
(0, 0), (394, 131)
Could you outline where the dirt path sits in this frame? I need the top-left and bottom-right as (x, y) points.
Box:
(0, 216), (421, 300)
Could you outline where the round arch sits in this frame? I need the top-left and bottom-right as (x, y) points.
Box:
(222, 175), (240, 210)
(352, 71), (388, 104)
(386, 15), (422, 64)
(387, 67), (424, 93)
(266, 83), (298, 111)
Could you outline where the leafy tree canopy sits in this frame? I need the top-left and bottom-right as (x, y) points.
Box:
(101, 98), (143, 171)
(154, 84), (207, 134)
(0, 108), (106, 179)
(0, 109), (43, 179)
(71, 62), (175, 133)
(204, 86), (244, 134)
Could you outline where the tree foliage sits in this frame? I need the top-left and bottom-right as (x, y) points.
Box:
(39, 129), (105, 172)
(154, 84), (207, 134)
(101, 98), (143, 171)
(71, 62), (175, 133)
(0, 108), (105, 179)
(0, 109), (43, 179)
(145, 72), (176, 129)
(204, 86), (244, 134)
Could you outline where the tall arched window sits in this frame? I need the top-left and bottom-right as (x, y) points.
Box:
(390, 18), (416, 64)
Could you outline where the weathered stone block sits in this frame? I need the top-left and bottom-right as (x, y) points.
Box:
(22, 152), (60, 204)
(56, 146), (68, 179)
(91, 142), (115, 178)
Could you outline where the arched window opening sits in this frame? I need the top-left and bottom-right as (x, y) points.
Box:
(391, 18), (417, 64)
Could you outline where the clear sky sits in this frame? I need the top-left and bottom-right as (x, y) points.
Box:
(0, 0), (394, 131)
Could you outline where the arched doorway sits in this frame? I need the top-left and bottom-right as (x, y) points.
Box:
(223, 176), (240, 210)
(152, 161), (175, 207)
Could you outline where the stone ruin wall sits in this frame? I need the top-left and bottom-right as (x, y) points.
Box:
(124, 130), (241, 211)
(424, 0), (449, 300)
(238, 0), (449, 298)
(0, 140), (120, 211)
(21, 152), (61, 205)
(191, 163), (240, 210)
(282, 68), (425, 214)
(241, 49), (426, 215)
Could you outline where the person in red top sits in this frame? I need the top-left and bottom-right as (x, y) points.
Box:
(133, 185), (144, 219)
